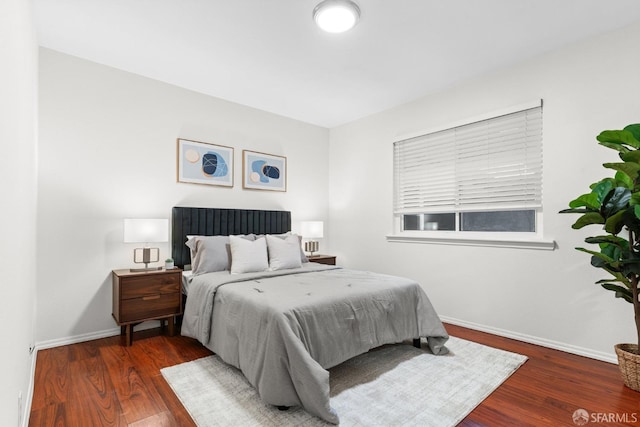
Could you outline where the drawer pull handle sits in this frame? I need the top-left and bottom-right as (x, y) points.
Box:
(142, 295), (161, 301)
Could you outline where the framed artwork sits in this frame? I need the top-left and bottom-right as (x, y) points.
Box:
(242, 150), (287, 192)
(177, 138), (234, 187)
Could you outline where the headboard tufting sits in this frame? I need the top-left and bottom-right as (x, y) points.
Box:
(171, 207), (292, 269)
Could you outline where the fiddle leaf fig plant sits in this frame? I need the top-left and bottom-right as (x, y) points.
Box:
(560, 123), (640, 353)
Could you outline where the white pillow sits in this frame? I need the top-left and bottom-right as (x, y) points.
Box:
(229, 235), (269, 274)
(266, 234), (303, 271)
(259, 232), (308, 263)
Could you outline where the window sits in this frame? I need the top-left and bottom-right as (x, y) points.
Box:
(393, 102), (543, 238)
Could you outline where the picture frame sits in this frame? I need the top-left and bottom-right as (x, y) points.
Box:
(242, 150), (287, 192)
(177, 138), (234, 187)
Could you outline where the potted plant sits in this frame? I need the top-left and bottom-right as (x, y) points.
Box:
(560, 123), (640, 391)
(165, 258), (174, 270)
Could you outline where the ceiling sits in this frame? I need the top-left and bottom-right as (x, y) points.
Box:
(34, 0), (640, 128)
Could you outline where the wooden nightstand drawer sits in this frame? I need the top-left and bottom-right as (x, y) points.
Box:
(120, 274), (179, 299)
(120, 293), (181, 322)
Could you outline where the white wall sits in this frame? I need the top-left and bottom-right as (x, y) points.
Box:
(328, 22), (640, 362)
(36, 15), (640, 365)
(0, 0), (38, 425)
(37, 48), (329, 345)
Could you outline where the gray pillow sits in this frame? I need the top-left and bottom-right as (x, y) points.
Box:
(192, 236), (231, 274)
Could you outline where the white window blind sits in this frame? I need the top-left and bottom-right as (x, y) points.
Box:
(393, 105), (542, 214)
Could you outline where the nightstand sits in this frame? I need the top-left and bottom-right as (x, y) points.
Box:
(112, 268), (182, 346)
(307, 254), (336, 265)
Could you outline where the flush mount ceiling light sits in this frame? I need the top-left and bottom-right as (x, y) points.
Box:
(313, 0), (361, 33)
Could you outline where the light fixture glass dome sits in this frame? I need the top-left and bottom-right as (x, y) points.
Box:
(313, 0), (360, 34)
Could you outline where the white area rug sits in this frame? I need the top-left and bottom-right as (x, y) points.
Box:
(161, 336), (527, 426)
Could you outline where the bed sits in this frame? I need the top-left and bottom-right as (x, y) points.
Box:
(172, 207), (449, 424)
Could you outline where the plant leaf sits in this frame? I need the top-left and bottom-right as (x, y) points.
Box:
(595, 278), (625, 284)
(601, 283), (634, 303)
(559, 208), (591, 214)
(576, 247), (619, 268)
(601, 187), (631, 217)
(600, 140), (631, 154)
(597, 270), (632, 286)
(623, 124), (640, 143)
(622, 259), (640, 277)
(568, 193), (600, 210)
(601, 241), (622, 261)
(630, 193), (640, 207)
(598, 129), (640, 149)
(604, 209), (627, 235)
(585, 235), (629, 246)
(620, 150), (640, 164)
(603, 162), (640, 181)
(592, 179), (615, 203)
(571, 212), (605, 229)
(615, 170), (635, 189)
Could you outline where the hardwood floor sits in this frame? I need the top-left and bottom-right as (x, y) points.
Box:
(448, 324), (640, 426)
(29, 323), (640, 426)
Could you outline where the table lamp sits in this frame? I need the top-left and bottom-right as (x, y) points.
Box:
(123, 218), (169, 272)
(301, 221), (324, 256)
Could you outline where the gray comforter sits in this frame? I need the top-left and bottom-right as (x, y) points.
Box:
(181, 263), (449, 424)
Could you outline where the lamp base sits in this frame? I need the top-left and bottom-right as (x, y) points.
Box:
(130, 248), (161, 272)
(305, 240), (319, 257)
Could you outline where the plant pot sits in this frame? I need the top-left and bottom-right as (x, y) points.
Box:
(165, 261), (174, 270)
(615, 344), (640, 392)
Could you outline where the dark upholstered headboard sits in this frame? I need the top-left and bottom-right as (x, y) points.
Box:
(171, 207), (292, 269)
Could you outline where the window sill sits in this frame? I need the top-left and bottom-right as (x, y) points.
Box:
(385, 233), (556, 250)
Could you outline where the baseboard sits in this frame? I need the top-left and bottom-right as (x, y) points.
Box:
(35, 321), (160, 351)
(441, 315), (618, 364)
(22, 348), (37, 427)
(35, 327), (122, 351)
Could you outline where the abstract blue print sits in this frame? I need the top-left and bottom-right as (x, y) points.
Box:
(202, 152), (229, 177)
(244, 150), (286, 191)
(250, 159), (280, 183)
(178, 139), (233, 187)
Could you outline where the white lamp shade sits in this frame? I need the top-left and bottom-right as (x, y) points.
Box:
(301, 221), (324, 239)
(123, 219), (169, 243)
